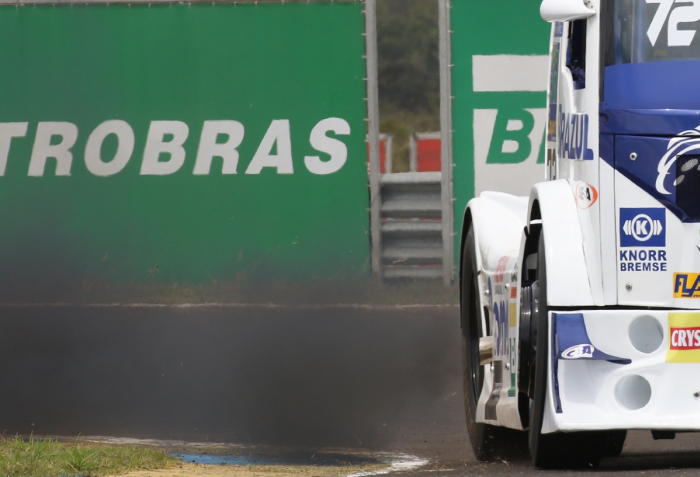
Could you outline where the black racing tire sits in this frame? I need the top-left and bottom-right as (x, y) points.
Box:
(604, 431), (627, 458)
(461, 226), (496, 461)
(528, 233), (609, 469)
(461, 227), (528, 461)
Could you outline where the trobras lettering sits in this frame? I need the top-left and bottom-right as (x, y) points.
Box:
(0, 118), (352, 177)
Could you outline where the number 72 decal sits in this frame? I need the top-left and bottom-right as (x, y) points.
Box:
(647, 0), (700, 47)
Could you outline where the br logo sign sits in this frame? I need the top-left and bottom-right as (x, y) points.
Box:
(472, 55), (549, 197)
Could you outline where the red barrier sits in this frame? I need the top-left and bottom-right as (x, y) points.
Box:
(366, 135), (392, 174)
(413, 133), (441, 172)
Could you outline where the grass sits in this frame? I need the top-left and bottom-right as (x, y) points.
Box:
(0, 436), (177, 477)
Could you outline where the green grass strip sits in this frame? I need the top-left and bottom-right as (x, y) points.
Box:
(0, 436), (176, 477)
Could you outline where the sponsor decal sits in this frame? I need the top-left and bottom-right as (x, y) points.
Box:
(509, 335), (517, 398)
(494, 300), (509, 357)
(554, 21), (564, 39)
(674, 273), (700, 298)
(508, 278), (518, 398)
(555, 313), (632, 364)
(495, 256), (509, 283)
(489, 258), (519, 399)
(547, 43), (561, 144)
(575, 182), (598, 209)
(509, 302), (517, 327)
(493, 256), (510, 296)
(620, 208), (666, 247)
(561, 344), (595, 360)
(620, 250), (667, 272)
(670, 327), (700, 350)
(619, 208), (667, 272)
(667, 313), (700, 363)
(656, 125), (700, 195)
(489, 298), (513, 407)
(558, 112), (594, 161)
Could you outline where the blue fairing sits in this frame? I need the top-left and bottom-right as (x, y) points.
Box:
(600, 104), (700, 137)
(601, 61), (700, 223)
(614, 135), (688, 220)
(605, 61), (700, 111)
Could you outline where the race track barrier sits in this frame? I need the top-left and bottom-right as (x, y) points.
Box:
(409, 132), (441, 172)
(380, 172), (445, 280)
(366, 134), (393, 174)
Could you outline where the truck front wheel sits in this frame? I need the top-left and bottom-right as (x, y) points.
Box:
(462, 226), (527, 461)
(528, 233), (608, 468)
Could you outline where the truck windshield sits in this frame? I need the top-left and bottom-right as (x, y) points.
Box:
(614, 0), (700, 64)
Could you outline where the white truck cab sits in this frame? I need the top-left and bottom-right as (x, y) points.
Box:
(460, 0), (700, 468)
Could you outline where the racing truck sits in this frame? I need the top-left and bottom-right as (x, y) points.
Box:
(460, 0), (700, 468)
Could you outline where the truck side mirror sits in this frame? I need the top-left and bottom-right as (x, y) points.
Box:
(540, 0), (595, 22)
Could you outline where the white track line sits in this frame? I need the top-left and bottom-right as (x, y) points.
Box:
(347, 454), (429, 477)
(82, 436), (430, 476)
(81, 436), (242, 448)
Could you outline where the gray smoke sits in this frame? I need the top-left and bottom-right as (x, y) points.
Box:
(0, 304), (464, 450)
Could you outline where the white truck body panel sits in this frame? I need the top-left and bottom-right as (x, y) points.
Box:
(468, 193), (527, 430)
(530, 180), (596, 307)
(544, 310), (700, 433)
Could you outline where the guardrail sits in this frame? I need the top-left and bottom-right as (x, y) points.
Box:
(369, 130), (453, 284)
(380, 172), (445, 280)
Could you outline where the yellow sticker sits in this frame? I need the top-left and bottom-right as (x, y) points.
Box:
(667, 312), (700, 363)
(673, 273), (700, 298)
(509, 303), (517, 327)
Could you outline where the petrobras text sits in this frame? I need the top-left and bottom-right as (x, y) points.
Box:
(0, 118), (352, 177)
(557, 112), (594, 161)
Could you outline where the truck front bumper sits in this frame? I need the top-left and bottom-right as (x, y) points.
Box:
(544, 310), (700, 433)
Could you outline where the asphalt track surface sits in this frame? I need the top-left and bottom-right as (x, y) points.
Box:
(1, 304), (700, 475)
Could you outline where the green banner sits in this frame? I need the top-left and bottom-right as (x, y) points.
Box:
(0, 2), (369, 301)
(451, 0), (550, 260)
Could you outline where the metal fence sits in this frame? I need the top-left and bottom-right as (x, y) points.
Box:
(379, 171), (444, 280)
